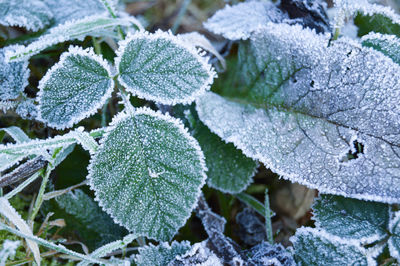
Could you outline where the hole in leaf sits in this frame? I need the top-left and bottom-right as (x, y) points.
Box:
(340, 140), (364, 162)
(310, 80), (314, 87)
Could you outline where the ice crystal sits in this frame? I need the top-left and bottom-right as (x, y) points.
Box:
(37, 46), (114, 129)
(16, 98), (37, 120)
(116, 30), (216, 105)
(87, 108), (207, 241)
(0, 46), (29, 100)
(196, 23), (400, 203)
(134, 241), (191, 266)
(313, 195), (389, 244)
(204, 1), (287, 41)
(0, 240), (20, 265)
(0, 0), (52, 31)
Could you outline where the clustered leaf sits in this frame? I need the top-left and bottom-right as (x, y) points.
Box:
(37, 46), (114, 129)
(116, 30), (216, 105)
(88, 108), (207, 240)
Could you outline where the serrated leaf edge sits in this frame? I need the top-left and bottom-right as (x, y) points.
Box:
(290, 227), (376, 266)
(87, 107), (207, 240)
(37, 45), (115, 130)
(115, 30), (217, 105)
(388, 211), (400, 261)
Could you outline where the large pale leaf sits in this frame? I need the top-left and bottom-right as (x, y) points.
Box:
(196, 23), (400, 203)
(134, 241), (191, 266)
(313, 195), (389, 243)
(291, 227), (373, 265)
(0, 46), (29, 100)
(116, 31), (215, 105)
(43, 0), (106, 26)
(7, 15), (138, 62)
(0, 0), (52, 31)
(204, 1), (286, 41)
(87, 108), (207, 240)
(37, 46), (114, 129)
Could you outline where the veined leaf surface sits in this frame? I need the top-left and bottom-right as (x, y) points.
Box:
(134, 241), (191, 266)
(116, 31), (215, 105)
(37, 46), (114, 129)
(88, 108), (207, 240)
(196, 23), (400, 203)
(362, 33), (400, 65)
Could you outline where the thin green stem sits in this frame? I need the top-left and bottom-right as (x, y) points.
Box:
(118, 86), (134, 113)
(172, 0), (192, 34)
(92, 37), (102, 55)
(264, 188), (273, 244)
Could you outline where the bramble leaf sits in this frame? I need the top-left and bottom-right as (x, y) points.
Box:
(0, 0), (52, 31)
(362, 33), (400, 65)
(0, 46), (29, 100)
(313, 195), (389, 244)
(134, 241), (191, 266)
(204, 1), (286, 41)
(7, 15), (138, 62)
(43, 0), (107, 26)
(37, 46), (114, 129)
(196, 23), (400, 203)
(291, 227), (373, 265)
(388, 212), (400, 261)
(88, 108), (207, 240)
(116, 31), (215, 105)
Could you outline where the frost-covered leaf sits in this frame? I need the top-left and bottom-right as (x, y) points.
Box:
(134, 241), (191, 266)
(116, 31), (215, 105)
(0, 240), (20, 265)
(37, 46), (114, 129)
(204, 1), (288, 41)
(291, 227), (373, 265)
(204, 1), (286, 41)
(194, 123), (257, 194)
(43, 0), (106, 26)
(313, 195), (389, 243)
(388, 212), (400, 261)
(0, 197), (41, 265)
(196, 23), (400, 203)
(16, 98), (37, 120)
(246, 241), (296, 266)
(88, 108), (207, 240)
(0, 127), (30, 173)
(0, 0), (52, 31)
(171, 241), (223, 266)
(0, 46), (30, 100)
(7, 15), (138, 61)
(54, 189), (127, 249)
(362, 33), (400, 65)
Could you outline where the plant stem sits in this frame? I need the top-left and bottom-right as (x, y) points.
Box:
(172, 0), (192, 34)
(264, 188), (273, 244)
(5, 171), (42, 200)
(92, 37), (102, 55)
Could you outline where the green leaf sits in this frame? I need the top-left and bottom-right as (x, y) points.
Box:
(362, 33), (400, 65)
(88, 108), (207, 240)
(196, 23), (400, 203)
(134, 241), (191, 266)
(0, 0), (52, 31)
(54, 189), (128, 250)
(194, 123), (257, 194)
(389, 212), (400, 261)
(313, 195), (389, 244)
(116, 31), (215, 105)
(0, 46), (29, 100)
(291, 227), (373, 266)
(354, 10), (400, 37)
(7, 15), (139, 62)
(37, 46), (114, 129)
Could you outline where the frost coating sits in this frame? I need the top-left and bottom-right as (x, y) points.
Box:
(43, 0), (106, 25)
(7, 15), (137, 62)
(0, 240), (20, 265)
(313, 195), (389, 244)
(362, 33), (400, 65)
(204, 1), (287, 41)
(291, 227), (373, 265)
(0, 46), (30, 100)
(0, 0), (52, 31)
(37, 46), (114, 129)
(388, 212), (400, 261)
(116, 31), (216, 105)
(87, 108), (207, 241)
(196, 23), (400, 203)
(134, 241), (191, 266)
